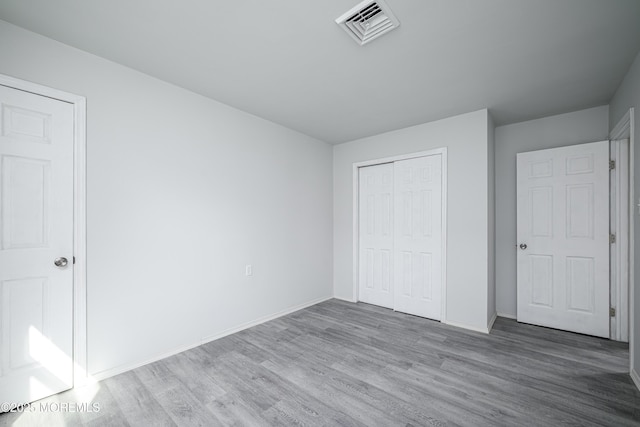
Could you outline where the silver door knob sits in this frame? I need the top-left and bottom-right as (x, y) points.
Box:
(54, 257), (68, 267)
(519, 243), (527, 250)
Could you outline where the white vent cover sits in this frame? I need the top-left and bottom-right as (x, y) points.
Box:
(335, 0), (400, 45)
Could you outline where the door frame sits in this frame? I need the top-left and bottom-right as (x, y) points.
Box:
(0, 74), (88, 388)
(352, 148), (448, 322)
(610, 138), (630, 342)
(609, 108), (635, 379)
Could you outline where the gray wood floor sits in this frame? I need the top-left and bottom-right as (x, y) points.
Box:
(2, 299), (639, 426)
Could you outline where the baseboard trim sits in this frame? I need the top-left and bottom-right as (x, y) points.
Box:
(487, 312), (498, 333)
(443, 320), (490, 334)
(333, 295), (357, 303)
(497, 312), (517, 320)
(200, 295), (333, 343)
(631, 368), (640, 392)
(90, 295), (333, 382)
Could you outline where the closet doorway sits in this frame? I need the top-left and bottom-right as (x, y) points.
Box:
(354, 149), (447, 321)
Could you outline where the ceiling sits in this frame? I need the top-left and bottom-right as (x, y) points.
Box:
(1, 0), (639, 144)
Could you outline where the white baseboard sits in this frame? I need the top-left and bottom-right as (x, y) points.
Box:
(333, 295), (357, 303)
(199, 295), (332, 343)
(487, 312), (498, 333)
(443, 320), (490, 334)
(631, 368), (640, 392)
(497, 312), (517, 320)
(90, 295), (333, 382)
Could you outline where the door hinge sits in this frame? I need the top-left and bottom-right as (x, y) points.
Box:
(610, 234), (616, 244)
(610, 307), (616, 317)
(73, 256), (76, 265)
(610, 160), (616, 170)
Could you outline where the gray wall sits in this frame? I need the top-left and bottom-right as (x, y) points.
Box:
(333, 110), (493, 332)
(494, 106), (610, 317)
(609, 49), (640, 383)
(0, 20), (333, 379)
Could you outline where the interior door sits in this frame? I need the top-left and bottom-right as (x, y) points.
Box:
(358, 163), (394, 309)
(516, 141), (609, 338)
(0, 84), (74, 406)
(393, 155), (443, 320)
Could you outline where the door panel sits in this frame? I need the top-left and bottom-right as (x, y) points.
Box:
(358, 163), (394, 308)
(517, 141), (609, 338)
(2, 156), (51, 249)
(393, 155), (443, 320)
(0, 85), (74, 406)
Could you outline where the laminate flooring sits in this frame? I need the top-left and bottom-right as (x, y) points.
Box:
(1, 299), (639, 426)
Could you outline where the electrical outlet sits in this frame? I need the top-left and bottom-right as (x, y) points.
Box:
(245, 265), (252, 276)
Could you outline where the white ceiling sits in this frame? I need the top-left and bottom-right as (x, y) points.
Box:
(1, 0), (639, 144)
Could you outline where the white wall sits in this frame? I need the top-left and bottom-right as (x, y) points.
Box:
(333, 109), (492, 332)
(609, 49), (640, 386)
(0, 20), (333, 378)
(494, 106), (610, 318)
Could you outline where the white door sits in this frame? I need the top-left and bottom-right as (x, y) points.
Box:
(358, 163), (394, 309)
(516, 141), (609, 338)
(0, 85), (74, 406)
(358, 154), (444, 320)
(393, 155), (443, 320)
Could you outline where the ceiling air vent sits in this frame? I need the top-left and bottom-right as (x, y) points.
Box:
(335, 0), (400, 46)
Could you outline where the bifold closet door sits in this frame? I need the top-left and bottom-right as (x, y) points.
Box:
(358, 163), (394, 308)
(358, 155), (443, 321)
(393, 155), (443, 320)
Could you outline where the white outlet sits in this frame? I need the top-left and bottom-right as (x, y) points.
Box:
(245, 265), (252, 276)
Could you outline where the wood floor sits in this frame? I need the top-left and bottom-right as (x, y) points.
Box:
(2, 299), (639, 426)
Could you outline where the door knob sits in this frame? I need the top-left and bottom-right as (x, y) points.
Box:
(519, 243), (527, 250)
(54, 257), (68, 267)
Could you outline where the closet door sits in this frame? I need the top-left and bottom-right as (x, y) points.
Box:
(358, 163), (394, 309)
(393, 155), (443, 320)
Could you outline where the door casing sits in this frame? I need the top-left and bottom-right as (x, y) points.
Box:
(610, 138), (630, 342)
(0, 73), (88, 388)
(352, 148), (448, 322)
(609, 108), (636, 380)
